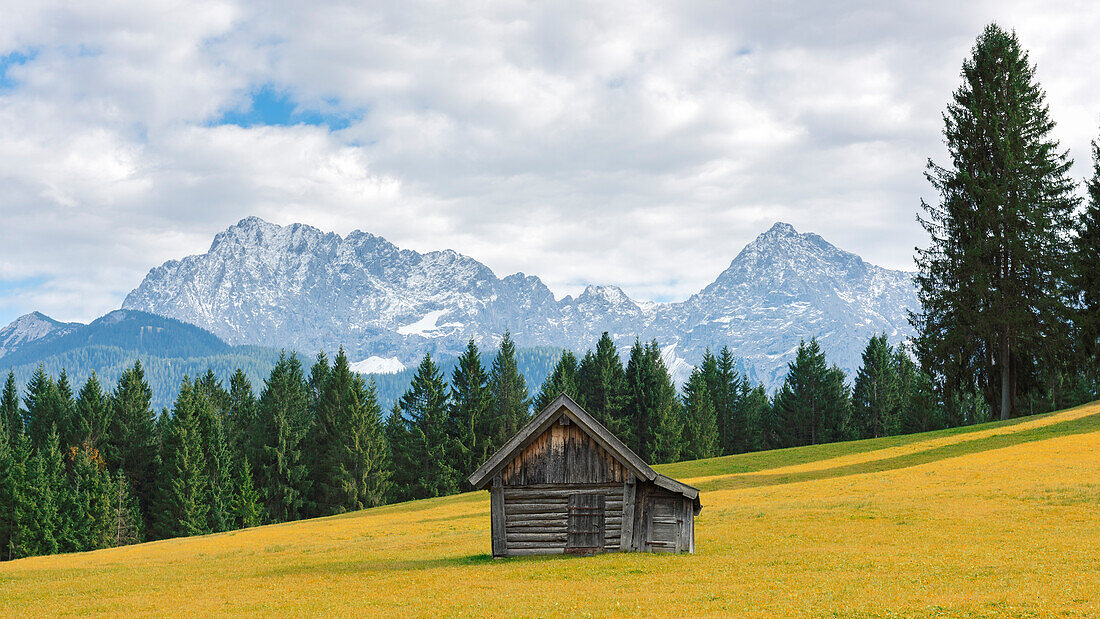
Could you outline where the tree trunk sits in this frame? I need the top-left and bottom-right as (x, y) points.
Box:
(999, 333), (1011, 421)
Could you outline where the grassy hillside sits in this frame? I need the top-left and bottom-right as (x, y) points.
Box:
(3, 401), (1100, 617)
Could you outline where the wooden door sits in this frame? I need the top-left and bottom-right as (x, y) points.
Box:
(566, 494), (605, 553)
(645, 496), (682, 553)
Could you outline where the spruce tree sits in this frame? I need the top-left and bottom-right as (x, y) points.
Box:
(771, 339), (851, 447)
(22, 430), (64, 556)
(23, 366), (61, 449)
(681, 367), (719, 460)
(534, 350), (580, 411)
(394, 354), (456, 501)
(914, 24), (1080, 420)
(851, 335), (901, 439)
(1072, 132), (1100, 379)
(0, 416), (17, 559)
(489, 332), (530, 444)
(63, 443), (112, 552)
(70, 373), (111, 454)
(256, 353), (311, 523)
(55, 370), (75, 443)
(227, 369), (259, 466)
(338, 376), (391, 510)
(231, 459), (263, 529)
(106, 469), (143, 546)
(155, 378), (210, 539)
(447, 340), (494, 482)
(107, 361), (158, 528)
(1, 371), (20, 442)
(576, 332), (629, 441)
(623, 340), (683, 463)
(385, 403), (415, 503)
(740, 381), (771, 452)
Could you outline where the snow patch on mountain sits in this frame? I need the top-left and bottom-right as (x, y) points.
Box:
(349, 356), (407, 375)
(0, 312), (80, 359)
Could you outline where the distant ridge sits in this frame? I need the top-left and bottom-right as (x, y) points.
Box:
(122, 217), (918, 387)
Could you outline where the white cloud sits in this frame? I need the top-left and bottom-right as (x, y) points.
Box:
(0, 0), (1098, 324)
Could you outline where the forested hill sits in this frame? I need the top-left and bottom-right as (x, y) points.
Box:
(0, 309), (561, 410)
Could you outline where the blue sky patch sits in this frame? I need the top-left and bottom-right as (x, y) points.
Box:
(0, 49), (37, 90)
(212, 84), (362, 130)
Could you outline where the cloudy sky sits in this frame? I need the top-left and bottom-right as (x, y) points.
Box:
(1, 1), (1098, 325)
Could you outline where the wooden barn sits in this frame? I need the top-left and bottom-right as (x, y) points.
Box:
(468, 394), (701, 557)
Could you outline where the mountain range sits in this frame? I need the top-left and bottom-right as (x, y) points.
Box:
(119, 217), (918, 387)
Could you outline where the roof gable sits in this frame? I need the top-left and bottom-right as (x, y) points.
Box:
(467, 394), (700, 504)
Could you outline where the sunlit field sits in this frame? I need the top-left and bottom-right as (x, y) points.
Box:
(3, 401), (1100, 617)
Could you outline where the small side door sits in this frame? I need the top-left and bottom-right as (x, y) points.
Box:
(566, 494), (605, 554)
(645, 496), (682, 553)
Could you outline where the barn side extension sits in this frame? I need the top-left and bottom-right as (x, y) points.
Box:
(468, 394), (701, 557)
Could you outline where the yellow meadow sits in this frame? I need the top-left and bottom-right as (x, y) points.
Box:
(2, 400), (1098, 617)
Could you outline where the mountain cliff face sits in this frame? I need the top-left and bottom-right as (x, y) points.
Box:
(0, 311), (81, 360)
(122, 217), (918, 388)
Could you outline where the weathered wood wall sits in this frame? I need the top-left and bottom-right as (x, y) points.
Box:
(501, 483), (624, 555)
(500, 420), (629, 486)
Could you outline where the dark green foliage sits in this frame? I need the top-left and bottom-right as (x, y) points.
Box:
(308, 349), (391, 514)
(227, 369), (259, 464)
(681, 367), (719, 460)
(576, 332), (629, 440)
(771, 339), (852, 448)
(1072, 134), (1100, 377)
(447, 340), (494, 483)
(624, 340), (683, 464)
(60, 443), (112, 552)
(106, 362), (158, 532)
(390, 354), (456, 502)
(914, 24), (1080, 421)
(489, 332), (531, 445)
(19, 431), (64, 557)
(70, 373), (111, 454)
(851, 335), (901, 439)
(255, 353), (312, 523)
(231, 460), (263, 529)
(0, 417), (18, 559)
(24, 366), (62, 449)
(154, 378), (210, 539)
(106, 469), (143, 547)
(534, 350), (579, 411)
(739, 382), (771, 452)
(1, 372), (20, 441)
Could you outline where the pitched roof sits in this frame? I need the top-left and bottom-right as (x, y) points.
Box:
(467, 393), (700, 506)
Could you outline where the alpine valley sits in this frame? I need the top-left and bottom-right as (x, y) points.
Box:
(114, 216), (917, 388)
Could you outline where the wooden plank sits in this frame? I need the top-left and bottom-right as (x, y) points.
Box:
(507, 533), (568, 543)
(490, 474), (507, 557)
(506, 547), (565, 556)
(620, 478), (637, 551)
(505, 513), (567, 523)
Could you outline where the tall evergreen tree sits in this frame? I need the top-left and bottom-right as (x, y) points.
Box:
(255, 353), (311, 523)
(70, 373), (112, 454)
(534, 350), (580, 411)
(23, 366), (61, 449)
(771, 339), (851, 447)
(107, 361), (158, 528)
(740, 381), (771, 452)
(385, 403), (415, 503)
(0, 415), (17, 559)
(489, 332), (530, 445)
(913, 24), (1080, 420)
(231, 459), (263, 529)
(447, 340), (494, 482)
(22, 430), (64, 556)
(851, 335), (901, 439)
(1, 372), (20, 442)
(338, 376), (391, 510)
(681, 367), (719, 460)
(576, 332), (629, 441)
(155, 378), (210, 539)
(61, 443), (112, 552)
(392, 354), (456, 501)
(227, 369), (259, 465)
(107, 469), (143, 547)
(625, 340), (683, 463)
(1072, 132), (1100, 378)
